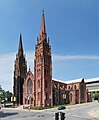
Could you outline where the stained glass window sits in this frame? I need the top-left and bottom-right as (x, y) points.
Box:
(27, 79), (33, 94)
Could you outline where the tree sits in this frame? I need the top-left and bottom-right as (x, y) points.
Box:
(93, 93), (99, 100)
(5, 91), (13, 102)
(0, 85), (13, 103)
(0, 85), (4, 102)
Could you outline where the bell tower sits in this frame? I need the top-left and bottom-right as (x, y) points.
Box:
(13, 34), (27, 105)
(34, 10), (52, 107)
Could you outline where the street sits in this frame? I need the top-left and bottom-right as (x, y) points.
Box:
(0, 101), (99, 120)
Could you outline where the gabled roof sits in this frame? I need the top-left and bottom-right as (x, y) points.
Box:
(65, 78), (83, 84)
(52, 78), (66, 84)
(53, 77), (99, 84)
(25, 70), (34, 78)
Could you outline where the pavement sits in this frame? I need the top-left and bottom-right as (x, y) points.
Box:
(90, 110), (99, 119)
(88, 100), (99, 119)
(0, 101), (99, 119)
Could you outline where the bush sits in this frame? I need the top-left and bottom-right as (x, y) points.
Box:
(93, 93), (99, 100)
(30, 106), (52, 110)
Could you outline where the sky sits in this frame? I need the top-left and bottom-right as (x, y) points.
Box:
(0, 0), (99, 92)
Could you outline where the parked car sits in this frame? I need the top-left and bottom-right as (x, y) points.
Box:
(58, 105), (66, 110)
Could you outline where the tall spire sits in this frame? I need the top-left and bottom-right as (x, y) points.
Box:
(18, 34), (23, 56)
(40, 9), (46, 41)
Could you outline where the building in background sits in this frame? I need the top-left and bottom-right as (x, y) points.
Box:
(85, 78), (99, 101)
(52, 78), (88, 105)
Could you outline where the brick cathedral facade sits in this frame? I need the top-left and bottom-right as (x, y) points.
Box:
(13, 34), (27, 105)
(13, 11), (91, 107)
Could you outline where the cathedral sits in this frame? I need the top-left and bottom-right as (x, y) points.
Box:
(13, 10), (91, 107)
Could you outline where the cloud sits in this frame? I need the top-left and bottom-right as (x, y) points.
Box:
(0, 53), (15, 92)
(53, 55), (99, 61)
(0, 51), (34, 92)
(0, 52), (99, 92)
(26, 51), (34, 72)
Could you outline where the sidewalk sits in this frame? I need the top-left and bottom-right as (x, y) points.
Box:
(90, 110), (99, 119)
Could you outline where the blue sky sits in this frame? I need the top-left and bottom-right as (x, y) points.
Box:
(0, 0), (99, 92)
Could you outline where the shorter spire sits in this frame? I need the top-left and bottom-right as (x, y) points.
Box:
(18, 34), (23, 57)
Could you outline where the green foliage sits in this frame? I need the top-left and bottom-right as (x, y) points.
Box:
(0, 85), (13, 103)
(93, 93), (99, 100)
(30, 106), (52, 110)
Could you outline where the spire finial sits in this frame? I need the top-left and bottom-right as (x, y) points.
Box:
(42, 9), (44, 14)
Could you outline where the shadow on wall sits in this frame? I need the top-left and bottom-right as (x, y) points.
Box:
(0, 111), (18, 118)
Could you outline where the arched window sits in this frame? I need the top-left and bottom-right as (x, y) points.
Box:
(54, 84), (57, 88)
(71, 86), (73, 90)
(70, 93), (72, 102)
(68, 86), (70, 90)
(74, 85), (77, 90)
(45, 92), (48, 100)
(38, 92), (41, 100)
(38, 80), (40, 88)
(27, 79), (33, 94)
